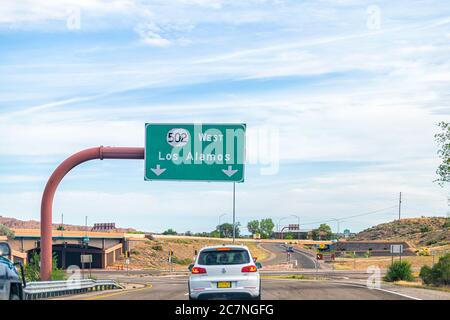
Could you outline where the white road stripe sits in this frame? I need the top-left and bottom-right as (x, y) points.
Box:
(332, 282), (422, 300)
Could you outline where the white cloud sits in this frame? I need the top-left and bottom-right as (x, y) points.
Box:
(0, 0), (449, 233)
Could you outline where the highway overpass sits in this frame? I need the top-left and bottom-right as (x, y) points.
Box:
(4, 229), (146, 269)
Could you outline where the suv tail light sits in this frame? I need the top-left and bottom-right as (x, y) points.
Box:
(241, 265), (258, 273)
(191, 267), (207, 274)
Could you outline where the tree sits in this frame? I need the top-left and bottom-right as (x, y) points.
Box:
(259, 218), (275, 239)
(247, 220), (260, 235)
(435, 121), (450, 187)
(217, 222), (240, 238)
(284, 232), (294, 240)
(0, 224), (14, 239)
(162, 228), (177, 235)
(210, 230), (220, 238)
(312, 224), (333, 240)
(57, 225), (65, 231)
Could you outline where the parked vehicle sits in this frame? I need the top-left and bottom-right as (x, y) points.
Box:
(188, 245), (262, 300)
(0, 242), (26, 300)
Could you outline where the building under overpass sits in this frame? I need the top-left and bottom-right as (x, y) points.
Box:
(5, 229), (145, 269)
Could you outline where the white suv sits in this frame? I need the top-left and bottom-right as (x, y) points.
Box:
(188, 245), (261, 300)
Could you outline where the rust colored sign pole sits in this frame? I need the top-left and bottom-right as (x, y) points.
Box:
(40, 146), (144, 281)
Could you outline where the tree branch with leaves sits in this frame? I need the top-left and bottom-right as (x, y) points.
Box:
(435, 121), (450, 186)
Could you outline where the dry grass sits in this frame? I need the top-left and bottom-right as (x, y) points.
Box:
(333, 254), (446, 270)
(392, 280), (450, 293)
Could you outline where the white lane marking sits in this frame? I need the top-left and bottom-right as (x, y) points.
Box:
(373, 287), (422, 301)
(332, 282), (422, 300)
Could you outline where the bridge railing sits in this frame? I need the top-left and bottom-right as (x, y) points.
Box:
(24, 279), (122, 300)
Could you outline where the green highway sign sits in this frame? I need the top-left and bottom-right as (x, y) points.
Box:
(145, 123), (246, 182)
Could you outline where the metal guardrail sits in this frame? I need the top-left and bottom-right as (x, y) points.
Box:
(24, 279), (122, 300)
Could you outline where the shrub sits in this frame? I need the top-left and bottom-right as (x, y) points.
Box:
(0, 224), (15, 239)
(152, 244), (163, 251)
(25, 252), (66, 281)
(420, 226), (431, 233)
(171, 256), (192, 265)
(443, 218), (450, 229)
(384, 260), (414, 282)
(419, 253), (450, 286)
(419, 265), (435, 285)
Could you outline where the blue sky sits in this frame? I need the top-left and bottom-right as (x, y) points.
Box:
(0, 0), (449, 234)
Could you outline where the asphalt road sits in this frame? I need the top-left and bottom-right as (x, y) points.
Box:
(68, 277), (412, 300)
(260, 243), (317, 269)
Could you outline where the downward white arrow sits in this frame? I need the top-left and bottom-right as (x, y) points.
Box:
(222, 165), (238, 177)
(151, 164), (166, 176)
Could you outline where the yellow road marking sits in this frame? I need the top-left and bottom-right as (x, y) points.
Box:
(83, 283), (153, 300)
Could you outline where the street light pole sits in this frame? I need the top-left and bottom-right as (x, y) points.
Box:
(218, 213), (227, 238)
(331, 218), (342, 239)
(278, 216), (290, 240)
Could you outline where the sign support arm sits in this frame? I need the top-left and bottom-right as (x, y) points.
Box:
(40, 146), (144, 281)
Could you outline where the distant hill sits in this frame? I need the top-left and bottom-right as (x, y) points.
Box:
(351, 217), (450, 247)
(0, 215), (137, 233)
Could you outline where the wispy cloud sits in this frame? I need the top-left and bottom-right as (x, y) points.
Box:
(0, 0), (449, 232)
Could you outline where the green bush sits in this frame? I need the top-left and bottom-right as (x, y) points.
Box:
(443, 218), (450, 229)
(384, 260), (414, 282)
(25, 252), (66, 281)
(171, 256), (192, 265)
(151, 244), (163, 251)
(419, 253), (450, 286)
(420, 225), (431, 233)
(0, 224), (15, 238)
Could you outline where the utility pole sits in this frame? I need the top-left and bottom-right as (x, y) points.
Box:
(398, 192), (402, 220)
(232, 183), (236, 243)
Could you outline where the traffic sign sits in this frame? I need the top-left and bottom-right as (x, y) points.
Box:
(390, 244), (403, 254)
(80, 254), (92, 264)
(145, 123), (245, 182)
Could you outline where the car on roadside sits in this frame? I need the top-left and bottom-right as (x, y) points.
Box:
(188, 245), (262, 300)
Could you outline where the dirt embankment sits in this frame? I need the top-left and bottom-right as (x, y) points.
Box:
(113, 238), (269, 270)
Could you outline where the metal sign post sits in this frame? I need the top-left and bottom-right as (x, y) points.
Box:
(80, 254), (92, 279)
(125, 258), (130, 275)
(168, 250), (174, 272)
(232, 182), (236, 243)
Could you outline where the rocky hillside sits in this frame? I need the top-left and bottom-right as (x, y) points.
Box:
(0, 215), (137, 233)
(351, 217), (450, 247)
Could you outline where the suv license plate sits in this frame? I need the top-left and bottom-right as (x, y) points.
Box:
(217, 281), (231, 288)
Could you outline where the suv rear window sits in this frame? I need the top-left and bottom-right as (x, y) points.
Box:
(198, 249), (250, 265)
